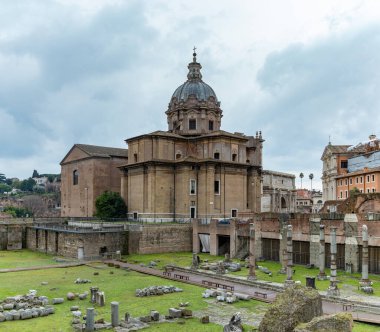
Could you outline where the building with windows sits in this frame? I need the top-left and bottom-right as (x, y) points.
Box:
(119, 52), (263, 221)
(60, 144), (128, 217)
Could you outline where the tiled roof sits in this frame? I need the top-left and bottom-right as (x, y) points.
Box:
(75, 144), (128, 158)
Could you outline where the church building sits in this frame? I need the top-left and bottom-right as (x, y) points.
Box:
(119, 51), (264, 221)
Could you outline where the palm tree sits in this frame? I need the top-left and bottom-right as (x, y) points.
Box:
(309, 173), (314, 191)
(299, 173), (304, 189)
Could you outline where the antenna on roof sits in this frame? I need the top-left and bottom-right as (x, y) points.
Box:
(328, 135), (331, 145)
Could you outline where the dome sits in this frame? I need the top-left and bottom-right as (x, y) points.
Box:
(170, 50), (218, 103)
(172, 81), (217, 102)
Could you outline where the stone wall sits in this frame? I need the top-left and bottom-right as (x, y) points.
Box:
(0, 223), (29, 250)
(26, 227), (128, 259)
(129, 224), (192, 254)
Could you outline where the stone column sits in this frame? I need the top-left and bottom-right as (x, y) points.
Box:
(111, 301), (119, 327)
(318, 225), (327, 280)
(85, 308), (95, 332)
(284, 225), (294, 286)
(192, 219), (200, 253)
(327, 227), (339, 296)
(359, 224), (373, 294)
(247, 223), (256, 281)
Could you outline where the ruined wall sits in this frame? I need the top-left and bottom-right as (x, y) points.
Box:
(0, 223), (28, 250)
(129, 224), (192, 254)
(26, 227), (128, 259)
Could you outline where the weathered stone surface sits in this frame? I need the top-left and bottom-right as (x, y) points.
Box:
(79, 293), (88, 300)
(70, 306), (79, 311)
(258, 284), (323, 332)
(200, 315), (209, 324)
(52, 298), (64, 304)
(139, 315), (151, 323)
(294, 312), (353, 332)
(168, 308), (182, 318)
(135, 285), (183, 297)
(150, 310), (159, 321)
(223, 312), (243, 332)
(0, 312), (5, 322)
(181, 309), (192, 317)
(67, 292), (76, 300)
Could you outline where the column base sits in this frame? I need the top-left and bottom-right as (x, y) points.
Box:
(317, 273), (328, 280)
(247, 275), (257, 281)
(327, 286), (340, 297)
(284, 279), (295, 288)
(359, 280), (373, 294)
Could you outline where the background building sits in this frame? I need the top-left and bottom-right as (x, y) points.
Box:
(60, 144), (128, 217)
(119, 52), (264, 221)
(261, 170), (296, 213)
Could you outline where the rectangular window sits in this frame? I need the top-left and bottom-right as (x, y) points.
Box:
(214, 152), (220, 160)
(231, 209), (237, 218)
(349, 178), (352, 185)
(190, 179), (196, 195)
(367, 188), (370, 193)
(360, 176), (363, 184)
(345, 190), (348, 198)
(340, 180), (343, 186)
(367, 175), (370, 182)
(189, 119), (196, 130)
(372, 175), (375, 182)
(340, 191), (343, 198)
(214, 180), (220, 195)
(345, 179), (348, 185)
(208, 120), (214, 130)
(341, 160), (348, 168)
(232, 153), (237, 162)
(356, 177), (359, 184)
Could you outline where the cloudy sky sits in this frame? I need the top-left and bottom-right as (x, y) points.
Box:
(1, 0), (380, 190)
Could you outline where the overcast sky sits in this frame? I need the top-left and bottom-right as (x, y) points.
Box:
(1, 0), (380, 190)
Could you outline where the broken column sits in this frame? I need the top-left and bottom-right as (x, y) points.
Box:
(85, 308), (95, 332)
(318, 225), (327, 280)
(359, 224), (373, 292)
(191, 252), (199, 270)
(247, 223), (256, 281)
(90, 287), (98, 304)
(111, 301), (119, 327)
(327, 227), (339, 296)
(284, 225), (294, 287)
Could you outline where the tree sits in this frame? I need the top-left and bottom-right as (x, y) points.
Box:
(309, 173), (314, 191)
(0, 183), (11, 194)
(95, 191), (127, 219)
(32, 170), (39, 178)
(299, 172), (304, 188)
(350, 187), (360, 196)
(0, 173), (6, 183)
(18, 178), (36, 192)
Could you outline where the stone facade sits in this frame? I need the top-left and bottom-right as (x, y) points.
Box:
(261, 170), (296, 213)
(120, 52), (263, 222)
(60, 144), (128, 217)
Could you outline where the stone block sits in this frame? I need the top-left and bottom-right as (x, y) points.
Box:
(168, 308), (182, 318)
(0, 312), (5, 322)
(181, 309), (192, 317)
(150, 310), (160, 321)
(200, 315), (209, 324)
(52, 298), (64, 304)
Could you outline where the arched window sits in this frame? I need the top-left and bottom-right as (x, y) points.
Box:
(73, 170), (79, 185)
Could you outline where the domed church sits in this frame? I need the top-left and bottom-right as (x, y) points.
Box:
(119, 51), (264, 221)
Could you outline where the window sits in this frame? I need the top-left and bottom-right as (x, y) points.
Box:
(340, 191), (342, 198)
(231, 209), (237, 218)
(189, 119), (196, 130)
(345, 191), (348, 198)
(73, 170), (78, 185)
(372, 175), (375, 182)
(176, 153), (181, 159)
(209, 120), (214, 130)
(345, 179), (348, 185)
(360, 189), (363, 193)
(134, 153), (138, 163)
(356, 177), (359, 184)
(349, 178), (353, 185)
(360, 176), (363, 184)
(341, 160), (348, 168)
(190, 179), (196, 195)
(367, 175), (370, 182)
(214, 180), (220, 195)
(232, 153), (237, 162)
(372, 188), (376, 193)
(340, 180), (343, 186)
(214, 152), (220, 160)
(367, 188), (370, 193)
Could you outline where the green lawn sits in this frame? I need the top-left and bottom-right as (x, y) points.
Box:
(0, 250), (75, 269)
(0, 250), (379, 331)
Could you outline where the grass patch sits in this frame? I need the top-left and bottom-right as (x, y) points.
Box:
(0, 249), (74, 269)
